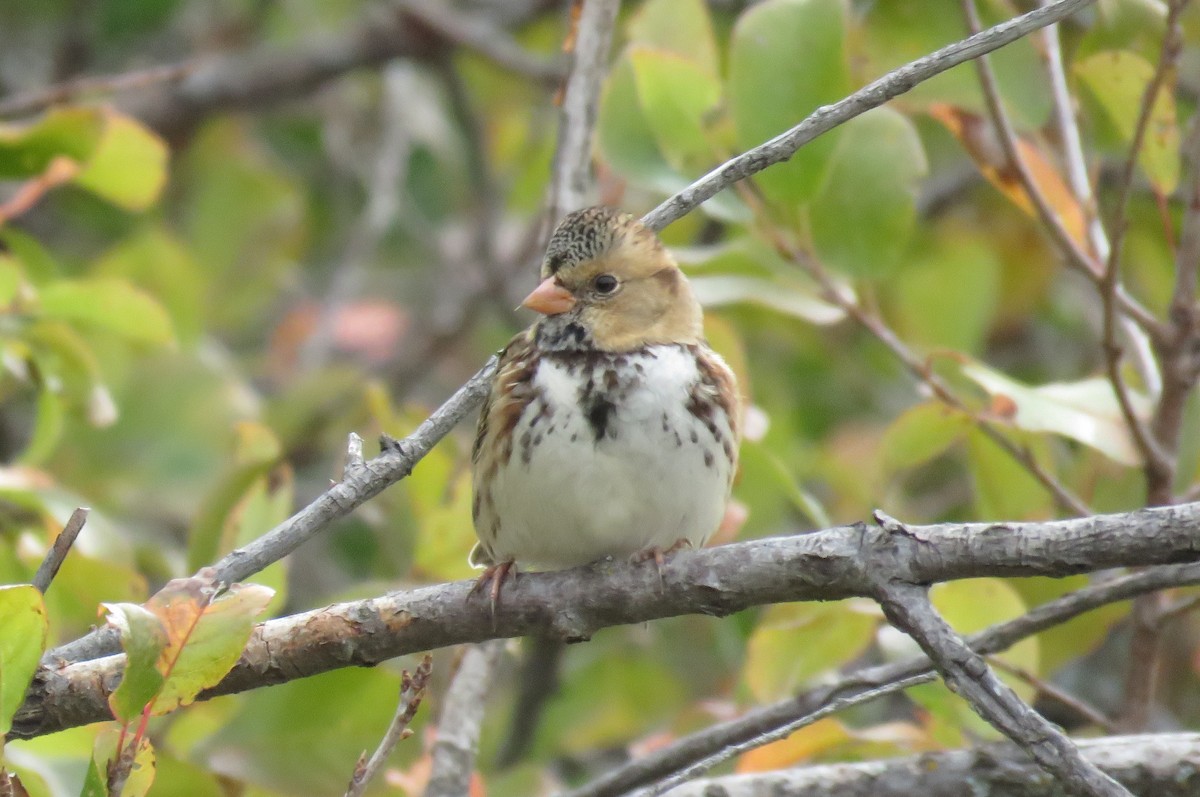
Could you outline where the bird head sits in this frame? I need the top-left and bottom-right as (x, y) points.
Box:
(524, 207), (703, 352)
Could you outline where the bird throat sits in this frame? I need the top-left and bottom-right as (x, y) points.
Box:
(535, 313), (595, 352)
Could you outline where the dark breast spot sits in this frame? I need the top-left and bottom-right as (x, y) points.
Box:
(586, 397), (616, 442)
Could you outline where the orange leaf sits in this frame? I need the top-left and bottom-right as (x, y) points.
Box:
(929, 104), (1088, 252)
(735, 717), (850, 772)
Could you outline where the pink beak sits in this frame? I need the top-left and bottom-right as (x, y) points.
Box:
(521, 277), (576, 315)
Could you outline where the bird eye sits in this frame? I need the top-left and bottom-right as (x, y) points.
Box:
(593, 274), (619, 294)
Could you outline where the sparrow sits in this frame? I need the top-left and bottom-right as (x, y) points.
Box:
(469, 206), (741, 600)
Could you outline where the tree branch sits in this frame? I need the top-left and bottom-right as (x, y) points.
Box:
(122, 1), (553, 139)
(15, 502), (1200, 740)
(545, 0), (621, 224)
(344, 654), (432, 797)
(641, 0), (1096, 233)
(564, 561), (1200, 797)
(666, 733), (1200, 797)
(872, 578), (1130, 795)
(31, 508), (88, 594)
(44, 358), (497, 666)
(424, 641), (503, 797)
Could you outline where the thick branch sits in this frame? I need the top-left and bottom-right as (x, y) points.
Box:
(667, 733), (1200, 797)
(15, 503), (1200, 739)
(566, 561), (1200, 797)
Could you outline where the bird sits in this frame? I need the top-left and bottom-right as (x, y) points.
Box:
(469, 206), (741, 604)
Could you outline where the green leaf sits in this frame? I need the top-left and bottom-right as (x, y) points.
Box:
(197, 667), (405, 795)
(1013, 576), (1129, 675)
(629, 47), (722, 173)
(149, 579), (273, 714)
(0, 228), (59, 283)
(881, 402), (967, 475)
(0, 108), (103, 179)
(597, 51), (749, 222)
(690, 275), (845, 325)
(39, 277), (175, 347)
(743, 599), (879, 702)
(810, 108), (927, 277)
(962, 363), (1150, 466)
(186, 422), (283, 572)
(95, 228), (206, 345)
(728, 0), (850, 207)
(932, 579), (1038, 688)
(627, 0), (720, 77)
(21, 388), (65, 466)
(0, 585), (48, 735)
(73, 111), (169, 210)
(104, 603), (169, 724)
(1075, 50), (1179, 193)
(413, 471), (476, 582)
(0, 253), (23, 308)
(598, 52), (691, 193)
(890, 229), (1002, 353)
(966, 428), (1055, 520)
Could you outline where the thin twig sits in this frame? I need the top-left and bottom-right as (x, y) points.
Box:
(1114, 0), (1192, 735)
(0, 60), (196, 118)
(1097, 0), (1187, 488)
(771, 230), (1091, 517)
(964, 0), (1169, 489)
(873, 574), (1131, 796)
(562, 560), (1200, 797)
(956, 1), (1163, 342)
(32, 508), (89, 594)
(124, 2), (553, 138)
(423, 641), (503, 797)
(642, 0), (1097, 232)
(0, 157), (79, 225)
(637, 673), (936, 796)
(1036, 1), (1109, 262)
(986, 655), (1118, 733)
(1035, 3), (1166, 399)
(345, 654), (433, 797)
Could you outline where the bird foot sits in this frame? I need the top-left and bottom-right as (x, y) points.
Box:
(631, 539), (693, 588)
(469, 559), (517, 624)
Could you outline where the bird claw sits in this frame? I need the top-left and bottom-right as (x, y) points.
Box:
(631, 539), (692, 589)
(469, 559), (516, 627)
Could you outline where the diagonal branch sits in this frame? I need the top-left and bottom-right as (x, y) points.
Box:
(44, 358), (497, 666)
(642, 0), (1096, 232)
(872, 575), (1131, 796)
(563, 560), (1200, 797)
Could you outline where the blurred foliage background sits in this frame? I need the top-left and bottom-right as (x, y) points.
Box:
(1, 0), (1198, 794)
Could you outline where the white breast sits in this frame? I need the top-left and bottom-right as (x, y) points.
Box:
(487, 345), (735, 569)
